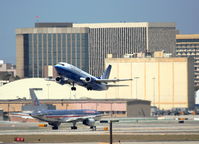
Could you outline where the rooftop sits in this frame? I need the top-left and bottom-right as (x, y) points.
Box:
(35, 22), (73, 28)
(176, 34), (199, 39)
(73, 22), (176, 28)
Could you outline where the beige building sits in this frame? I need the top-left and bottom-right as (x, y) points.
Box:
(105, 56), (195, 110)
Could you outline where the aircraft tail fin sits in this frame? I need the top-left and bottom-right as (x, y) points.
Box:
(100, 65), (112, 79)
(29, 88), (42, 107)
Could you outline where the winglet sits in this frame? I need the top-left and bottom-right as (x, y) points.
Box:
(100, 65), (112, 79)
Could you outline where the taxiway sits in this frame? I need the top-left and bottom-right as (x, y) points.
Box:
(0, 118), (199, 143)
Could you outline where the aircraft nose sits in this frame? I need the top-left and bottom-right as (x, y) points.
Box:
(54, 63), (65, 68)
(54, 64), (59, 68)
(30, 113), (37, 117)
(54, 64), (60, 70)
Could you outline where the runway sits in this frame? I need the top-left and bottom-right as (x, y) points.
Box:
(0, 118), (199, 143)
(1, 118), (199, 135)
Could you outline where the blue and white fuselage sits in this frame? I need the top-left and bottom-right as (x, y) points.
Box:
(54, 62), (132, 91)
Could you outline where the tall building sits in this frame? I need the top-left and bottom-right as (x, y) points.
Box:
(16, 23), (89, 78)
(16, 22), (176, 78)
(176, 34), (199, 87)
(74, 22), (176, 76)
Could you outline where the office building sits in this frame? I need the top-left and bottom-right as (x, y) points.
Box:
(16, 23), (89, 78)
(74, 22), (176, 76)
(16, 22), (176, 78)
(176, 34), (199, 87)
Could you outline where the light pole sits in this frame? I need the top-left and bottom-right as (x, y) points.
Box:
(100, 120), (119, 144)
(110, 120), (113, 144)
(46, 83), (50, 99)
(109, 120), (119, 144)
(134, 77), (140, 99)
(152, 77), (156, 106)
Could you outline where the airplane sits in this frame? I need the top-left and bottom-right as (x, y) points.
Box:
(54, 62), (132, 91)
(29, 88), (102, 130)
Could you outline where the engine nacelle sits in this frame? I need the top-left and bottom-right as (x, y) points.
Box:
(55, 76), (61, 82)
(80, 77), (92, 83)
(55, 77), (69, 85)
(83, 118), (95, 126)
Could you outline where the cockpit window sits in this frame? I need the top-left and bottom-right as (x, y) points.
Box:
(58, 62), (65, 66)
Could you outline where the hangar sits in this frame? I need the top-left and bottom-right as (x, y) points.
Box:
(105, 54), (195, 110)
(0, 78), (151, 118)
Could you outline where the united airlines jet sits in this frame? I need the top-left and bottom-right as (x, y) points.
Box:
(29, 88), (102, 130)
(54, 62), (132, 91)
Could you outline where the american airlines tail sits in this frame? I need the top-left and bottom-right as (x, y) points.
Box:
(100, 65), (112, 79)
(29, 88), (42, 109)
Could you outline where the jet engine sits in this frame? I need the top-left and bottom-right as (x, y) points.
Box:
(82, 118), (95, 126)
(55, 76), (69, 85)
(80, 77), (92, 83)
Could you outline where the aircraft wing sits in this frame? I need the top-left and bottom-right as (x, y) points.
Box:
(45, 77), (73, 85)
(107, 84), (129, 87)
(44, 78), (56, 81)
(62, 115), (99, 123)
(9, 113), (34, 119)
(16, 115), (34, 119)
(96, 78), (133, 83)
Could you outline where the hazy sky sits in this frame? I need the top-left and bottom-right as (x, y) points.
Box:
(0, 0), (199, 64)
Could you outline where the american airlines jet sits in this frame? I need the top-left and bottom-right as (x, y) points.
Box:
(54, 62), (132, 91)
(29, 88), (102, 130)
